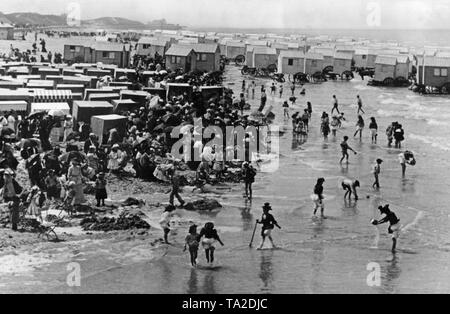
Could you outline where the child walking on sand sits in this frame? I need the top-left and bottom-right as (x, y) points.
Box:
(160, 205), (177, 244)
(184, 224), (200, 267)
(340, 136), (357, 164)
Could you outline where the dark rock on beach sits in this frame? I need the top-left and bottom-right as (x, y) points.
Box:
(184, 199), (222, 211)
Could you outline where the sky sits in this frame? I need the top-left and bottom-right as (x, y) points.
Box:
(1, 0), (450, 29)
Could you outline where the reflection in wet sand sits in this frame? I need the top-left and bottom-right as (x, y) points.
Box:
(259, 251), (274, 292)
(382, 255), (401, 294)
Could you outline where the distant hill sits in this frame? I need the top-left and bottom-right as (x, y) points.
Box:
(0, 12), (12, 24)
(0, 11), (183, 30)
(4, 12), (67, 26)
(82, 17), (145, 29)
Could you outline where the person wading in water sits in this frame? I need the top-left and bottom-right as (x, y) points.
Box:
(256, 203), (281, 249)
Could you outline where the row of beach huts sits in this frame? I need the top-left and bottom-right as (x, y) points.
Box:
(61, 29), (450, 90)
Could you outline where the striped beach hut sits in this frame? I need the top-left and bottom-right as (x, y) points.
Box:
(32, 90), (73, 104)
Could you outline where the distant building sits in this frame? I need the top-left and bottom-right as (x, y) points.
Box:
(63, 42), (130, 67)
(91, 42), (130, 68)
(187, 43), (221, 72)
(333, 51), (353, 75)
(165, 44), (197, 72)
(0, 22), (14, 40)
(225, 41), (246, 60)
(305, 53), (324, 74)
(278, 51), (305, 75)
(311, 47), (334, 69)
(374, 55), (398, 82)
(251, 47), (278, 69)
(136, 37), (171, 57)
(417, 56), (450, 88)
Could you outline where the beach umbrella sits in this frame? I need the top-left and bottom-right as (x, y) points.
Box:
(26, 111), (47, 120)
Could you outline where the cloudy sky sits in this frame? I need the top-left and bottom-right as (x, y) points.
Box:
(1, 0), (450, 29)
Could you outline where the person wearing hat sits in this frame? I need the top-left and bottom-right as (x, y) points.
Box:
(95, 172), (107, 207)
(341, 179), (360, 201)
(160, 205), (177, 244)
(312, 178), (326, 218)
(372, 159), (383, 189)
(256, 203), (281, 249)
(184, 224), (200, 267)
(372, 205), (401, 253)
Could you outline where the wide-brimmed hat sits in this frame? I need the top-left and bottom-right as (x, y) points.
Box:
(262, 202), (272, 211)
(376, 159), (383, 163)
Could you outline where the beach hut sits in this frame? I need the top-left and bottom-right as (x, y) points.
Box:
(186, 43), (221, 72)
(366, 49), (381, 68)
(333, 51), (353, 75)
(395, 55), (410, 80)
(417, 57), (450, 91)
(164, 45), (197, 72)
(32, 90), (73, 107)
(200, 86), (224, 104)
(112, 99), (139, 114)
(120, 90), (150, 105)
(30, 102), (70, 115)
(0, 101), (28, 114)
(252, 47), (278, 69)
(277, 51), (305, 75)
(374, 55), (398, 84)
(353, 48), (369, 68)
(305, 53), (324, 75)
(72, 101), (114, 124)
(88, 93), (120, 103)
(271, 43), (289, 55)
(63, 42), (93, 64)
(136, 37), (170, 57)
(311, 47), (334, 69)
(225, 42), (246, 60)
(166, 83), (193, 101)
(91, 114), (128, 145)
(90, 42), (130, 68)
(0, 23), (14, 40)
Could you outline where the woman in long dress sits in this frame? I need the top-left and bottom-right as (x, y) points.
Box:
(67, 159), (86, 205)
(107, 144), (120, 173)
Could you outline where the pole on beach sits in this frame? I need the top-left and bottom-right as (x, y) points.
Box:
(249, 220), (258, 248)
